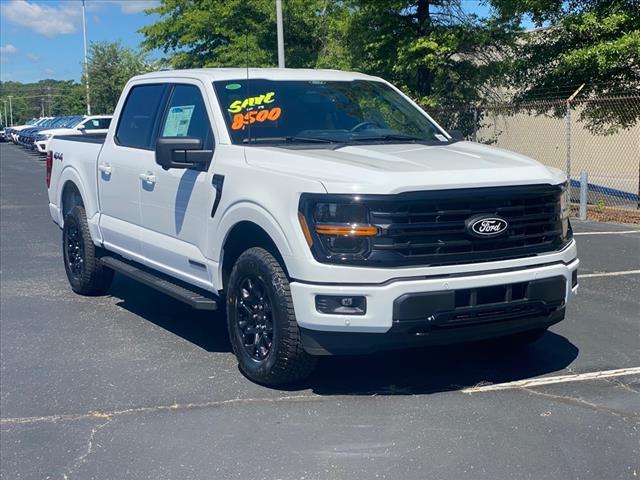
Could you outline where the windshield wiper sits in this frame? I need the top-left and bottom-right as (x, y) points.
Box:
(243, 136), (342, 145)
(348, 133), (426, 143)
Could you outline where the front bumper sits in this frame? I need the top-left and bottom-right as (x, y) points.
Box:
(290, 253), (578, 354)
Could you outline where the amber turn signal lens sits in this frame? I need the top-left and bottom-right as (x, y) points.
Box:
(315, 224), (379, 237)
(298, 212), (314, 247)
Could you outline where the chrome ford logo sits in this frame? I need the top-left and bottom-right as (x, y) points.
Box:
(466, 216), (509, 237)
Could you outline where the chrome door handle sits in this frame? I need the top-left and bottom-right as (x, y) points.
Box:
(98, 164), (112, 174)
(139, 172), (156, 184)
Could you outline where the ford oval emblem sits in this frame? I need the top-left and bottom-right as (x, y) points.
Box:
(466, 215), (509, 238)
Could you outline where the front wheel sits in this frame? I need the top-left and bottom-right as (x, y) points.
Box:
(226, 247), (317, 385)
(62, 205), (113, 295)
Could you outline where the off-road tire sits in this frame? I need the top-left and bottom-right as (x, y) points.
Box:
(62, 205), (113, 295)
(227, 247), (317, 385)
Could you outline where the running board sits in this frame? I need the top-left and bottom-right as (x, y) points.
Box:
(100, 256), (218, 311)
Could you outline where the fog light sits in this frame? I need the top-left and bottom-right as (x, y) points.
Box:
(315, 295), (366, 315)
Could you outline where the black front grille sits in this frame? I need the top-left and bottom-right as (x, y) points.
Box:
(367, 184), (568, 267)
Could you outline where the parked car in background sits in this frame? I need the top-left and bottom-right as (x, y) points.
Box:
(0, 125), (6, 142)
(8, 117), (50, 143)
(17, 117), (59, 148)
(34, 115), (112, 154)
(19, 116), (79, 150)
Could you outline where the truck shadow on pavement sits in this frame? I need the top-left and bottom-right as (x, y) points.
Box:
(302, 332), (578, 395)
(109, 275), (233, 353)
(109, 274), (579, 396)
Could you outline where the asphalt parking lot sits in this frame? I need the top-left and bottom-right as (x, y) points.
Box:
(1, 142), (638, 480)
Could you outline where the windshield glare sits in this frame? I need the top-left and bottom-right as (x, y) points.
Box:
(213, 79), (450, 146)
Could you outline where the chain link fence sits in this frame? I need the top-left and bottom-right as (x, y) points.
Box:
(433, 95), (640, 224)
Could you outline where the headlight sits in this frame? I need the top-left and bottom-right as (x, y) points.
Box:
(299, 194), (379, 262)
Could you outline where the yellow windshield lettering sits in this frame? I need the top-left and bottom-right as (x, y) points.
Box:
(228, 92), (276, 113)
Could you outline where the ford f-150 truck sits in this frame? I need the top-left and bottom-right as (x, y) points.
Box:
(47, 69), (578, 385)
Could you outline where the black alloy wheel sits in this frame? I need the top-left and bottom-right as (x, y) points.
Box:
(226, 247), (317, 385)
(64, 221), (85, 282)
(62, 205), (113, 295)
(234, 275), (274, 361)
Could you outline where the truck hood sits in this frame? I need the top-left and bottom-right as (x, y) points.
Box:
(244, 141), (565, 194)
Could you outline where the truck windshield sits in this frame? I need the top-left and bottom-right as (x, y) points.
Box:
(212, 79), (451, 146)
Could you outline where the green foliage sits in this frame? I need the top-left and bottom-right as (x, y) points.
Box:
(492, 0), (640, 132)
(140, 0), (349, 69)
(346, 0), (517, 110)
(85, 41), (158, 114)
(0, 80), (84, 125)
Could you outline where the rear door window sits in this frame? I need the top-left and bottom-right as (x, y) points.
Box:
(116, 84), (167, 149)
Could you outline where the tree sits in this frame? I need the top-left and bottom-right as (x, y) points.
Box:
(140, 0), (350, 69)
(345, 0), (518, 108)
(0, 80), (84, 125)
(85, 41), (158, 114)
(491, 0), (640, 132)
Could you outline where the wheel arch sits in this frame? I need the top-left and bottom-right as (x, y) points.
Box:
(219, 220), (291, 293)
(61, 181), (84, 217)
(56, 166), (102, 244)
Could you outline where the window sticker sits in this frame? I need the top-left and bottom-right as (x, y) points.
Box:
(225, 83), (242, 90)
(435, 133), (448, 142)
(162, 105), (195, 137)
(228, 91), (281, 130)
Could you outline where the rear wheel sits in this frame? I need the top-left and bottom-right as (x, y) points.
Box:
(62, 205), (113, 295)
(226, 247), (317, 385)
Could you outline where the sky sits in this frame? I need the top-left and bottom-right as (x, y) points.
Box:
(0, 0), (518, 85)
(0, 0), (160, 83)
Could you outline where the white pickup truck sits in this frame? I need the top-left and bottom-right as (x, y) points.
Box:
(47, 68), (578, 385)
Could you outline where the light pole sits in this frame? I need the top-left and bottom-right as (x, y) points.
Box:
(2, 100), (7, 126)
(276, 0), (285, 68)
(8, 96), (13, 126)
(82, 0), (91, 115)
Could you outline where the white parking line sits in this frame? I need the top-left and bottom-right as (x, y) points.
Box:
(463, 367), (640, 393)
(579, 270), (640, 278)
(574, 230), (639, 236)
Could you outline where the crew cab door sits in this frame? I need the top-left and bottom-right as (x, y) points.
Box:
(138, 82), (217, 288)
(97, 83), (169, 260)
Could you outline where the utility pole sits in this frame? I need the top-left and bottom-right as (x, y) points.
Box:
(41, 96), (45, 117)
(82, 0), (91, 115)
(276, 0), (285, 68)
(8, 96), (13, 126)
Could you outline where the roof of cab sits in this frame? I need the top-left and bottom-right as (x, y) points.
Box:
(131, 68), (383, 83)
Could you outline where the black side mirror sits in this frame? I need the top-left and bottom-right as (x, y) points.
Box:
(155, 137), (213, 171)
(448, 129), (465, 141)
